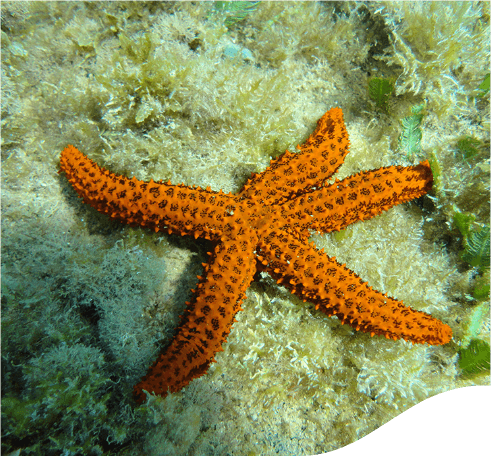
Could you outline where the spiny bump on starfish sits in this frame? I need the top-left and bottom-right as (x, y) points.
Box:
(240, 107), (350, 206)
(280, 161), (434, 235)
(256, 228), (450, 346)
(59, 145), (249, 241)
(131, 237), (257, 400)
(59, 107), (452, 404)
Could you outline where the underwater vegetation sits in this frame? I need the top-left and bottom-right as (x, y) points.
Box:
(461, 224), (490, 272)
(1, 228), (166, 454)
(210, 1), (260, 28)
(453, 216), (490, 380)
(398, 103), (425, 160)
(368, 77), (394, 113)
(1, 1), (489, 455)
(459, 339), (491, 378)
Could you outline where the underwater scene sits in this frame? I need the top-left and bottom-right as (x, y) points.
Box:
(1, 1), (489, 455)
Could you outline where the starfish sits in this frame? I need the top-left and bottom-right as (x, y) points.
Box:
(59, 108), (452, 404)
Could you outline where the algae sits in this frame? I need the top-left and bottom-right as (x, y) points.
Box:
(1, 1), (489, 455)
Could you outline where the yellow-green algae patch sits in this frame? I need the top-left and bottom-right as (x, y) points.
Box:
(1, 1), (489, 455)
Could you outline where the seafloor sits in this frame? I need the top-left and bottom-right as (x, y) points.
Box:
(1, 2), (489, 455)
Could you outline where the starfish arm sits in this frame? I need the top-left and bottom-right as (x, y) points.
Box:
(279, 161), (433, 234)
(59, 145), (240, 240)
(238, 108), (350, 206)
(257, 228), (452, 346)
(133, 235), (257, 403)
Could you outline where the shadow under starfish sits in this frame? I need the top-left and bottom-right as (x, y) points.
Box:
(59, 107), (452, 404)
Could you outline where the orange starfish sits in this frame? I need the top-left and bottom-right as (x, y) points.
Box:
(59, 108), (452, 404)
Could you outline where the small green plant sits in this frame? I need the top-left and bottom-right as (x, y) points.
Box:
(461, 303), (489, 346)
(452, 207), (476, 239)
(471, 275), (490, 300)
(461, 225), (490, 271)
(477, 73), (490, 97)
(452, 211), (489, 301)
(458, 338), (490, 378)
(368, 77), (394, 112)
(398, 104), (425, 160)
(456, 136), (483, 161)
(211, 1), (260, 28)
(1, 345), (113, 455)
(427, 151), (443, 192)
